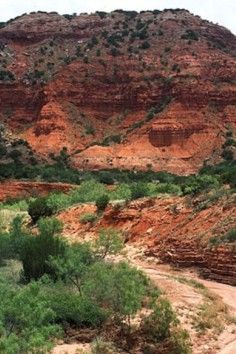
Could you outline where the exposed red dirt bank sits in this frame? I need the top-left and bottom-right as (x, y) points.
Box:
(0, 180), (75, 201)
(58, 193), (236, 285)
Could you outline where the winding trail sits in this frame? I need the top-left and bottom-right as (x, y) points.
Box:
(127, 245), (236, 354)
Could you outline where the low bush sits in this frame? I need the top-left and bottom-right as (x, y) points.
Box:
(91, 338), (116, 354)
(182, 175), (219, 195)
(71, 180), (106, 204)
(142, 298), (177, 341)
(130, 182), (148, 200)
(96, 11), (107, 19)
(43, 283), (106, 327)
(209, 228), (236, 246)
(80, 213), (98, 224)
(222, 149), (234, 161)
(0, 232), (11, 265)
(140, 41), (151, 50)
(0, 70), (15, 81)
(101, 134), (122, 146)
(96, 194), (110, 212)
(110, 47), (122, 56)
(28, 197), (53, 223)
(85, 123), (95, 135)
(0, 280), (61, 353)
(181, 29), (199, 41)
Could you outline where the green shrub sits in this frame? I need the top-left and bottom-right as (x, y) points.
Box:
(96, 11), (107, 19)
(98, 171), (115, 184)
(209, 228), (236, 246)
(70, 180), (106, 204)
(28, 197), (53, 223)
(20, 218), (66, 281)
(49, 242), (94, 293)
(110, 47), (121, 56)
(0, 145), (7, 158)
(222, 138), (236, 148)
(222, 149), (234, 161)
(169, 328), (191, 354)
(145, 97), (172, 122)
(140, 41), (150, 50)
(85, 123), (95, 135)
(109, 183), (131, 200)
(0, 70), (15, 81)
(8, 149), (22, 160)
(8, 216), (28, 258)
(225, 229), (236, 242)
(91, 338), (116, 354)
(80, 213), (98, 224)
(127, 119), (145, 132)
(146, 182), (181, 196)
(181, 29), (199, 41)
(101, 134), (122, 146)
(83, 56), (89, 64)
(0, 280), (61, 353)
(96, 194), (109, 211)
(83, 261), (149, 319)
(46, 192), (72, 213)
(94, 227), (124, 259)
(130, 182), (148, 200)
(142, 298), (177, 341)
(0, 233), (11, 265)
(172, 63), (181, 72)
(43, 283), (106, 327)
(182, 175), (219, 195)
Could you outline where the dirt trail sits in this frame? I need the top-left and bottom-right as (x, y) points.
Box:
(126, 246), (236, 354)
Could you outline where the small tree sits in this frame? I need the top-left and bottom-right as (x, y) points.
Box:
(49, 242), (94, 293)
(94, 227), (124, 259)
(20, 218), (66, 281)
(83, 261), (149, 323)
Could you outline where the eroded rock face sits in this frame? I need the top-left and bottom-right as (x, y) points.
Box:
(55, 191), (236, 285)
(149, 121), (205, 147)
(0, 10), (236, 173)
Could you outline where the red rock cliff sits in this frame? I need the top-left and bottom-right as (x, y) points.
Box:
(0, 9), (236, 173)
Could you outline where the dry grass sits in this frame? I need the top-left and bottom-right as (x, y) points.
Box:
(168, 274), (231, 335)
(193, 291), (229, 334)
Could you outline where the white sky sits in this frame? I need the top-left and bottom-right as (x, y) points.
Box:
(0, 0), (235, 34)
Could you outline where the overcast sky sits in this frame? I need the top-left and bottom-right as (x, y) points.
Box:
(1, 0), (235, 34)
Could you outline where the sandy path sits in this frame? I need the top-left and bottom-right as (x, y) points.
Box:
(129, 249), (236, 354)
